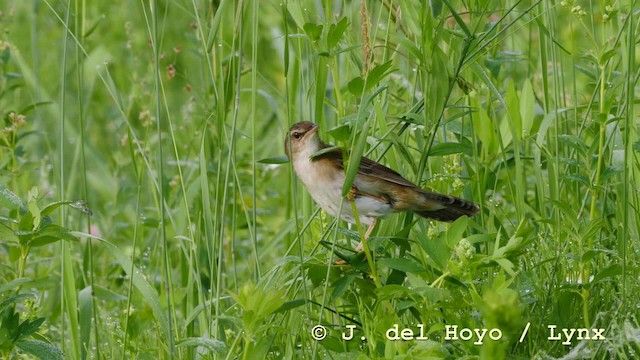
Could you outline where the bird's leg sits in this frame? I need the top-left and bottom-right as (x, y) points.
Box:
(355, 218), (376, 253)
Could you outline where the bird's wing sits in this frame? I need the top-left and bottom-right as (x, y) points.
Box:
(312, 146), (417, 188)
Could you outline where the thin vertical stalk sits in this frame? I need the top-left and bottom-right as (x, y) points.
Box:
(149, 0), (175, 356)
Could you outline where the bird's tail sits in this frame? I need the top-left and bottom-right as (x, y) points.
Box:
(414, 190), (480, 222)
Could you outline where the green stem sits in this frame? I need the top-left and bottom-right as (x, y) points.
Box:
(349, 200), (382, 288)
(241, 333), (251, 360)
(430, 271), (451, 288)
(581, 288), (591, 328)
(16, 244), (30, 294)
(588, 65), (607, 227)
(330, 57), (345, 118)
(17, 245), (30, 279)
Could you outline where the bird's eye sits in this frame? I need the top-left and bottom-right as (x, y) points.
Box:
(292, 131), (302, 139)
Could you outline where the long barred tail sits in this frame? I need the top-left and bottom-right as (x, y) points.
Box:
(415, 190), (480, 222)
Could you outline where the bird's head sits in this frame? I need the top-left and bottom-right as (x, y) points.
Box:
(284, 121), (321, 160)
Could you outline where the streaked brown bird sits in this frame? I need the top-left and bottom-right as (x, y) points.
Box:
(285, 121), (479, 251)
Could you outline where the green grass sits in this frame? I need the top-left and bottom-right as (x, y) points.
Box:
(0, 0), (639, 359)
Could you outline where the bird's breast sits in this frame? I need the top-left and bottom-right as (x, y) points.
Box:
(292, 156), (391, 225)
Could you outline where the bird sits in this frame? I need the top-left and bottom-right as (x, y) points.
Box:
(285, 121), (479, 253)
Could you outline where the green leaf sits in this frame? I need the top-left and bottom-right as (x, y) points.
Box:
(348, 76), (365, 96)
(309, 146), (341, 161)
(27, 187), (40, 231)
(446, 216), (468, 248)
(331, 273), (356, 299)
(16, 317), (45, 339)
(506, 80), (522, 142)
(342, 117), (371, 196)
(41, 200), (93, 217)
(274, 298), (307, 313)
(430, 0), (443, 17)
(16, 340), (64, 360)
(377, 257), (426, 273)
(375, 284), (411, 300)
(0, 222), (18, 244)
(493, 258), (516, 276)
(598, 47), (618, 66)
(327, 17), (348, 49)
(177, 337), (227, 355)
(0, 46), (10, 64)
(0, 185), (23, 210)
(314, 56), (328, 123)
(419, 232), (450, 270)
(440, 0), (471, 36)
(303, 22), (323, 42)
(591, 265), (627, 285)
(30, 224), (79, 247)
(557, 134), (588, 155)
(0, 293), (35, 314)
(364, 60), (394, 91)
(104, 240), (171, 339)
(326, 124), (351, 143)
(0, 278), (33, 294)
(19, 101), (53, 115)
(428, 142), (472, 156)
(79, 286), (93, 360)
(257, 155), (289, 164)
(520, 79), (535, 137)
(471, 96), (496, 160)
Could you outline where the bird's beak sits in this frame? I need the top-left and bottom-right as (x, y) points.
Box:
(308, 123), (319, 135)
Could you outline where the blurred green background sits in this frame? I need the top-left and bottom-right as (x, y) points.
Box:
(0, 0), (638, 359)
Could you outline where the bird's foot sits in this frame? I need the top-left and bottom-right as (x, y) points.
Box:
(346, 186), (358, 201)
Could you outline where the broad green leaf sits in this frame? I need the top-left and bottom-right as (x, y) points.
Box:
(16, 317), (45, 339)
(0, 185), (23, 210)
(27, 187), (40, 231)
(326, 124), (351, 143)
(331, 272), (357, 299)
(0, 278), (33, 294)
(557, 134), (588, 155)
(100, 238), (170, 340)
(303, 23), (323, 42)
(41, 200), (92, 217)
(0, 223), (18, 244)
(446, 216), (468, 248)
(590, 265), (632, 285)
(30, 224), (79, 247)
(285, 2), (305, 30)
(364, 60), (393, 91)
(419, 232), (450, 270)
(348, 76), (365, 96)
(430, 0), (443, 16)
(494, 258), (516, 276)
(429, 142), (472, 156)
(599, 47), (618, 66)
(327, 17), (348, 49)
(16, 340), (64, 360)
(377, 257), (426, 273)
(177, 337), (227, 355)
(375, 284), (412, 300)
